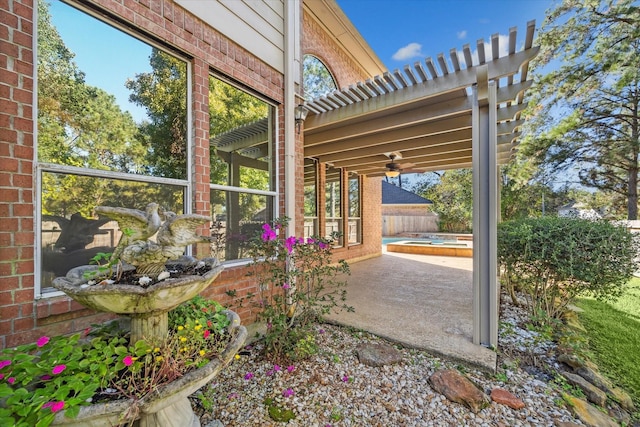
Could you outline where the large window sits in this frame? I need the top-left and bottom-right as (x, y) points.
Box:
(37, 1), (190, 293)
(304, 158), (318, 238)
(325, 165), (343, 247)
(348, 175), (361, 244)
(209, 76), (276, 263)
(303, 55), (337, 101)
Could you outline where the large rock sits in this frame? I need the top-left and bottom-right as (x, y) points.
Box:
(429, 369), (490, 413)
(562, 372), (607, 407)
(563, 395), (619, 427)
(490, 388), (525, 409)
(356, 343), (403, 367)
(575, 366), (614, 394)
(574, 366), (635, 411)
(609, 387), (636, 413)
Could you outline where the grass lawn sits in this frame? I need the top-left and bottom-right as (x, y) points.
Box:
(575, 278), (640, 409)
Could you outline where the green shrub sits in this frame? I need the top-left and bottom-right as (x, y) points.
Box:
(497, 216), (638, 321)
(245, 217), (352, 362)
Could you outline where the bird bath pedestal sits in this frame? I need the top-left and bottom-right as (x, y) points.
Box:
(50, 204), (248, 426)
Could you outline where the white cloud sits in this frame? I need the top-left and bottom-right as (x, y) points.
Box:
(457, 30), (467, 40)
(392, 42), (423, 61)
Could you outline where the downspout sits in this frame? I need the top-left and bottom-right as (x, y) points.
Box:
(284, 0), (300, 237)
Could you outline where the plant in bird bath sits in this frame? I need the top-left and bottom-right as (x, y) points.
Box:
(48, 203), (248, 427)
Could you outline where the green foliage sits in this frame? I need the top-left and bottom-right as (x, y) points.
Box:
(523, 0), (640, 219)
(126, 49), (189, 179)
(264, 398), (296, 422)
(169, 296), (230, 335)
(303, 55), (337, 101)
(244, 217), (352, 362)
(0, 333), (123, 427)
(498, 216), (638, 320)
(412, 169), (473, 233)
(0, 297), (230, 426)
(576, 283), (640, 409)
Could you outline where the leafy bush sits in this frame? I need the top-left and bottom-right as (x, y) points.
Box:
(498, 216), (638, 320)
(245, 217), (352, 362)
(0, 297), (230, 426)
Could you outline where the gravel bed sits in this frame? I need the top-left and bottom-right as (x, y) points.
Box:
(194, 296), (583, 427)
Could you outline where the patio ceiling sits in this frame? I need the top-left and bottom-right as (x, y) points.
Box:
(302, 21), (538, 178)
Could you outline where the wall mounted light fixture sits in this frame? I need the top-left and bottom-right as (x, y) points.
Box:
(294, 104), (309, 134)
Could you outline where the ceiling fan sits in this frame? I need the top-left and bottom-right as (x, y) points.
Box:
(385, 153), (416, 178)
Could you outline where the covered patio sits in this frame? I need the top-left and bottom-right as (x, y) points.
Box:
(303, 21), (538, 354)
(323, 249), (496, 370)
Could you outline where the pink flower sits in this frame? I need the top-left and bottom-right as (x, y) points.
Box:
(284, 236), (297, 253)
(261, 224), (277, 241)
(36, 336), (50, 347)
(266, 369), (274, 376)
(42, 401), (65, 412)
(306, 238), (316, 244)
(244, 372), (254, 380)
(282, 388), (294, 398)
(0, 374), (4, 380)
(52, 365), (66, 375)
(318, 241), (329, 250)
(282, 283), (291, 290)
(123, 356), (134, 367)
(0, 360), (11, 369)
(41, 375), (51, 381)
(203, 330), (211, 339)
(228, 392), (239, 400)
(287, 365), (295, 373)
(342, 375), (349, 382)
(273, 364), (281, 372)
(7, 377), (15, 384)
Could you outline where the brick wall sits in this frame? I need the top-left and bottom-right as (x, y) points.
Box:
(0, 0), (285, 348)
(1, 0), (37, 349)
(1, 0), (383, 348)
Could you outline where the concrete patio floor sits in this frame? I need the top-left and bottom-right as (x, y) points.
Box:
(324, 248), (497, 371)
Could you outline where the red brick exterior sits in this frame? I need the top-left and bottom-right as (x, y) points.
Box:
(0, 0), (381, 348)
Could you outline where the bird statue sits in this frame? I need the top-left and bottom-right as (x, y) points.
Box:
(116, 210), (213, 278)
(156, 212), (214, 259)
(94, 203), (162, 264)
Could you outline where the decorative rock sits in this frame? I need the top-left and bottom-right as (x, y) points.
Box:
(356, 343), (403, 367)
(557, 353), (586, 369)
(608, 401), (631, 425)
(556, 422), (584, 427)
(563, 395), (618, 427)
(490, 388), (525, 409)
(429, 369), (490, 413)
(610, 387), (636, 412)
(575, 366), (614, 394)
(562, 372), (607, 407)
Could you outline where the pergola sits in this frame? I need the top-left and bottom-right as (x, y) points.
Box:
(302, 21), (538, 349)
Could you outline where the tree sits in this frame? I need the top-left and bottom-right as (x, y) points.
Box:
(126, 50), (189, 179)
(412, 169), (473, 233)
(303, 55), (337, 101)
(523, 0), (640, 219)
(37, 0), (147, 216)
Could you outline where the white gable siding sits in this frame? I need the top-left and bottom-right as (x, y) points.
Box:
(176, 0), (285, 73)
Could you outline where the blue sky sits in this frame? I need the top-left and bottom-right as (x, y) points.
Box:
(337, 0), (554, 71)
(49, 0), (555, 123)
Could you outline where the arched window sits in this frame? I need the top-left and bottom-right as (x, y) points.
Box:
(303, 55), (337, 101)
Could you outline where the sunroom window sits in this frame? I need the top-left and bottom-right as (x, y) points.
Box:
(37, 0), (190, 294)
(209, 75), (276, 263)
(325, 165), (343, 247)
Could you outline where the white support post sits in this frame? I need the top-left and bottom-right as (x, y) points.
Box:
(472, 67), (499, 349)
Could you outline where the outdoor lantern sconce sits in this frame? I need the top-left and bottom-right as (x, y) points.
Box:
(294, 104), (309, 134)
